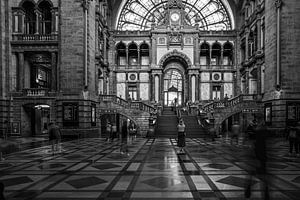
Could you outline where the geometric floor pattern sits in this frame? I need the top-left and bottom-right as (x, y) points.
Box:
(1, 137), (300, 199)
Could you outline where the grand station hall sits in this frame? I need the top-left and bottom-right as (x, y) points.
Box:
(0, 0), (300, 199)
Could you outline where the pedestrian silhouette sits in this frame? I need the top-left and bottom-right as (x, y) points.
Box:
(0, 182), (5, 200)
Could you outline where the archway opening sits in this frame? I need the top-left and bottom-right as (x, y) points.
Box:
(23, 103), (51, 137)
(163, 65), (184, 107)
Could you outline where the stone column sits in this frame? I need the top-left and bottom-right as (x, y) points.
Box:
(137, 46), (140, 66)
(188, 74), (191, 102)
(51, 52), (57, 91)
(195, 74), (199, 101)
(159, 73), (163, 103)
(194, 37), (199, 66)
(275, 0), (282, 90)
(151, 36), (157, 66)
(257, 64), (262, 95)
(18, 52), (25, 91)
(245, 29), (249, 60)
(257, 17), (262, 52)
(126, 45), (129, 68)
(209, 43), (212, 66)
(220, 45), (224, 65)
(103, 29), (108, 64)
(245, 70), (249, 94)
(34, 10), (40, 34)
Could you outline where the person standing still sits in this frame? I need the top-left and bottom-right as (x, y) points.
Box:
(177, 119), (186, 154)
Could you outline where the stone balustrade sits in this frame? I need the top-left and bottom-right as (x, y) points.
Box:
(12, 34), (58, 42)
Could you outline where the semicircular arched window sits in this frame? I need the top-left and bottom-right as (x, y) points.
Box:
(117, 0), (233, 31)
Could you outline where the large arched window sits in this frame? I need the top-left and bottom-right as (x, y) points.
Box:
(211, 43), (221, 65)
(128, 43), (138, 66)
(200, 42), (210, 65)
(38, 0), (52, 34)
(117, 0), (233, 31)
(116, 42), (127, 66)
(22, 1), (36, 34)
(140, 43), (149, 65)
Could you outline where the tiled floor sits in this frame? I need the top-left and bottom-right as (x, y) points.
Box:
(0, 137), (299, 200)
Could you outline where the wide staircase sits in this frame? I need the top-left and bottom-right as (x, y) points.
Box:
(155, 107), (208, 138)
(99, 95), (155, 135)
(181, 115), (207, 138)
(202, 94), (262, 133)
(155, 107), (178, 138)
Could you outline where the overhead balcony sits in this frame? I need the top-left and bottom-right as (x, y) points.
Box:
(11, 88), (56, 98)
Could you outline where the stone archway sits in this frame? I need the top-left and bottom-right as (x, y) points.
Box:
(163, 64), (185, 106)
(158, 49), (192, 69)
(157, 50), (192, 106)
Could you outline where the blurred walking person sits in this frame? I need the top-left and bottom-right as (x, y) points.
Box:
(106, 121), (112, 142)
(120, 121), (129, 156)
(286, 123), (298, 156)
(111, 123), (117, 142)
(48, 122), (61, 155)
(245, 114), (269, 199)
(0, 182), (5, 200)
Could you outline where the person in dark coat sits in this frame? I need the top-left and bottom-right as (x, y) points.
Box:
(177, 119), (186, 154)
(0, 182), (5, 200)
(48, 122), (61, 155)
(120, 121), (129, 155)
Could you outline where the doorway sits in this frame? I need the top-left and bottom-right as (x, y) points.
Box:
(23, 104), (50, 136)
(163, 68), (183, 107)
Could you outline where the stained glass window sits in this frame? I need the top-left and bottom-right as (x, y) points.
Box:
(117, 0), (233, 31)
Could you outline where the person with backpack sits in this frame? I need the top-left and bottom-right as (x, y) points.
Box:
(286, 123), (298, 156)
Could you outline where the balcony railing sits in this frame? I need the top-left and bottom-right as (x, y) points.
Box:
(199, 65), (235, 70)
(23, 88), (49, 97)
(99, 95), (155, 113)
(12, 34), (58, 42)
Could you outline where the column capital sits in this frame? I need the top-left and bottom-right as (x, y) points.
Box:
(275, 0), (282, 9)
(82, 0), (92, 10)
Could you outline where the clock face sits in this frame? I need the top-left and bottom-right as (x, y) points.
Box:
(171, 12), (180, 22)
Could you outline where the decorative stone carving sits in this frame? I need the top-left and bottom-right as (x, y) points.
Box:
(158, 49), (192, 68)
(275, 0), (282, 8)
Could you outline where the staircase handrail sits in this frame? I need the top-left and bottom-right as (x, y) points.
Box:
(176, 107), (182, 120)
(202, 94), (257, 112)
(99, 94), (155, 113)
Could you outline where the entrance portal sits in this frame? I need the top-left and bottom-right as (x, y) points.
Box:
(23, 104), (50, 136)
(163, 67), (183, 106)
